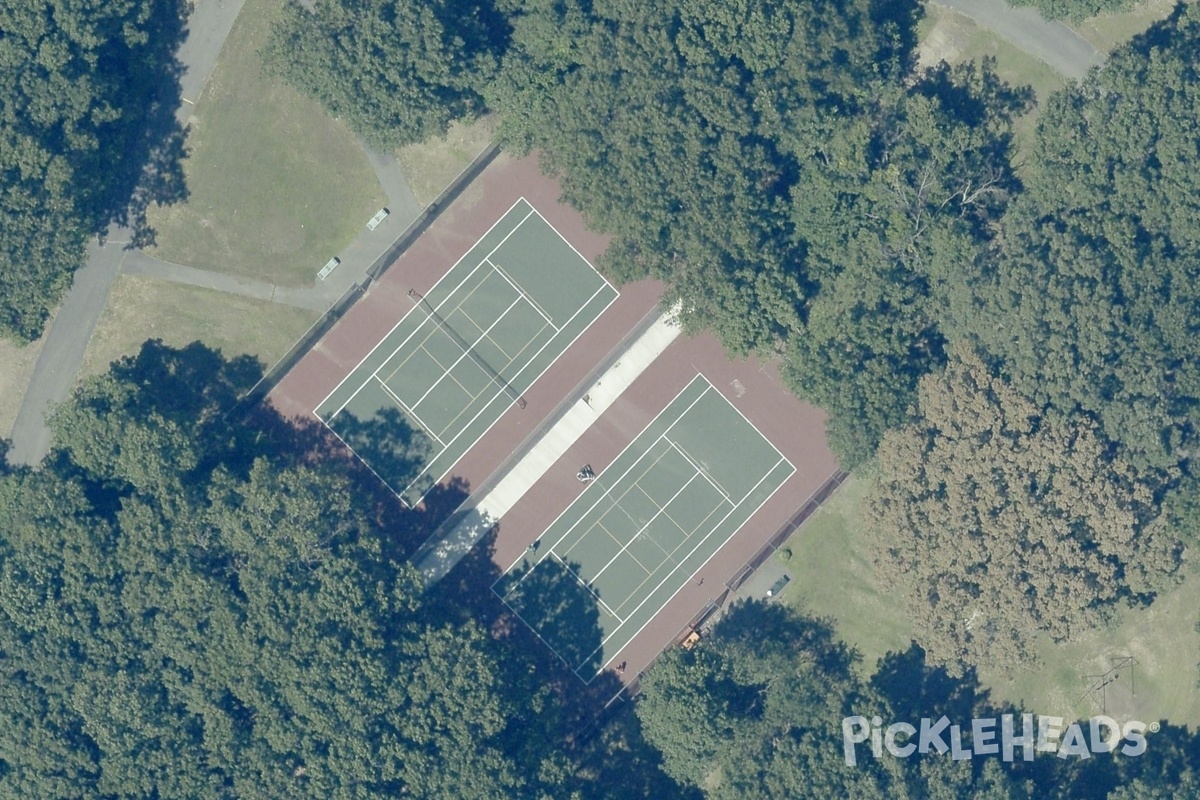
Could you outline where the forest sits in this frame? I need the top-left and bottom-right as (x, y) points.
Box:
(3, 0), (1200, 796)
(1, 341), (1196, 797)
(0, 0), (188, 341)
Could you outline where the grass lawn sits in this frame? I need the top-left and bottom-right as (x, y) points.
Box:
(978, 564), (1200, 726)
(1071, 0), (1179, 52)
(918, 5), (1069, 159)
(80, 276), (319, 381)
(919, 6), (1068, 103)
(774, 467), (1200, 727)
(145, 0), (384, 287)
(0, 311), (55, 439)
(774, 471), (914, 675)
(394, 115), (497, 209)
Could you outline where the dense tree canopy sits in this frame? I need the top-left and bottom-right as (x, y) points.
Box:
(265, 0), (509, 148)
(0, 342), (578, 799)
(962, 3), (1200, 474)
(867, 347), (1183, 673)
(780, 61), (1030, 464)
(489, 0), (1026, 465)
(636, 603), (905, 799)
(0, 0), (188, 341)
(1, 462), (524, 797)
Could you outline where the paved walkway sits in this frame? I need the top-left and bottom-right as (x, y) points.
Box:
(126, 147), (425, 310)
(6, 228), (134, 464)
(6, 0), (249, 465)
(933, 0), (1105, 80)
(413, 310), (682, 586)
(122, 251), (329, 311)
(306, 145), (424, 303)
(5, 0), (426, 465)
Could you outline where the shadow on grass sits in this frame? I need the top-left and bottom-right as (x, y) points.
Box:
(101, 0), (192, 246)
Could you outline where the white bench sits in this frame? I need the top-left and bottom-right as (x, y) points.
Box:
(366, 208), (390, 231)
(318, 257), (341, 281)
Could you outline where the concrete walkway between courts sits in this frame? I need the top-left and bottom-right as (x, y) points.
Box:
(413, 308), (682, 586)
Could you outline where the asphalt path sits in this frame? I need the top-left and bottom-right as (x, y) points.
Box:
(6, 0), (248, 465)
(933, 0), (1105, 80)
(6, 229), (133, 464)
(9, 0), (1093, 465)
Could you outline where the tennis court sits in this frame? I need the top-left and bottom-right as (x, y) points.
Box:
(316, 198), (618, 505)
(495, 375), (795, 681)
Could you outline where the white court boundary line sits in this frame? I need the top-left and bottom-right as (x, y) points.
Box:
(374, 377), (445, 448)
(587, 472), (704, 615)
(509, 379), (714, 582)
(488, 372), (796, 680)
(486, 257), (557, 331)
(528, 204), (618, 292)
(668, 440), (734, 505)
(406, 280), (616, 501)
(548, 550), (620, 620)
(407, 295), (524, 409)
(581, 455), (794, 677)
(316, 195), (611, 419)
(498, 375), (712, 577)
(328, 208), (537, 419)
(315, 197), (534, 417)
(495, 557), (614, 677)
(313, 195), (620, 505)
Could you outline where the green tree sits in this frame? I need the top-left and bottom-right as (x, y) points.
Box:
(780, 61), (1029, 466)
(0, 342), (568, 798)
(489, 0), (920, 355)
(0, 0), (188, 341)
(492, 0), (1029, 466)
(866, 346), (1183, 674)
(264, 0), (508, 149)
(636, 605), (1046, 798)
(1009, 0), (1135, 23)
(961, 3), (1200, 474)
(637, 602), (905, 799)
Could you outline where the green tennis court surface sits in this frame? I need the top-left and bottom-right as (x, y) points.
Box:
(495, 375), (795, 681)
(316, 198), (618, 505)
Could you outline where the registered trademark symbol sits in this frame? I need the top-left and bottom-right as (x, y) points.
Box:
(1149, 722), (1160, 733)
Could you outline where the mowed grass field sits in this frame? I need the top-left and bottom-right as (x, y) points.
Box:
(773, 468), (1200, 726)
(80, 276), (319, 381)
(145, 0), (384, 287)
(774, 472), (913, 675)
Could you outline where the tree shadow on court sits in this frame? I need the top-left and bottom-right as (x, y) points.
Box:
(325, 406), (434, 500)
(245, 406), (468, 562)
(493, 554), (607, 678)
(426, 524), (696, 799)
